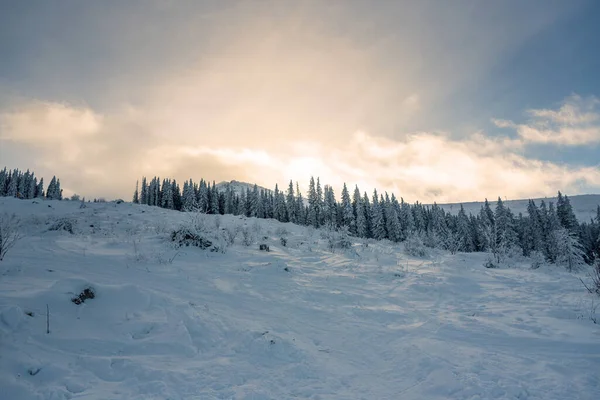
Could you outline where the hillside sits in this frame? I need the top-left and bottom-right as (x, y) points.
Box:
(215, 180), (272, 196)
(217, 179), (600, 221)
(438, 194), (600, 222)
(0, 197), (599, 399)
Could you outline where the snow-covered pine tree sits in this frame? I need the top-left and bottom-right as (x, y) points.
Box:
(457, 205), (474, 252)
(140, 177), (148, 205)
(7, 170), (18, 198)
(322, 185), (335, 227)
(340, 183), (354, 232)
(286, 180), (296, 223)
(0, 168), (7, 196)
(556, 191), (578, 233)
(209, 182), (219, 214)
(355, 192), (367, 238)
(307, 177), (318, 227)
(362, 192), (372, 238)
(133, 181), (140, 204)
(385, 193), (401, 242)
(35, 177), (44, 198)
(371, 190), (386, 240)
(182, 180), (195, 211)
(46, 176), (57, 200)
(296, 182), (305, 225)
(554, 228), (586, 271)
(161, 179), (174, 209)
(316, 178), (324, 226)
(494, 197), (518, 259)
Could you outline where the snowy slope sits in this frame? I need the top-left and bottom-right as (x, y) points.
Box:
(215, 180), (272, 196)
(437, 194), (600, 222)
(1, 197), (599, 400)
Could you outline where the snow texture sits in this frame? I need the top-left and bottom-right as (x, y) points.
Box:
(0, 197), (599, 399)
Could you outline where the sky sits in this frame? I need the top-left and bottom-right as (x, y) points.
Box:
(1, 0), (600, 203)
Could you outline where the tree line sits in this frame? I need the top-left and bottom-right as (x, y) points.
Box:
(133, 176), (600, 269)
(0, 167), (62, 200)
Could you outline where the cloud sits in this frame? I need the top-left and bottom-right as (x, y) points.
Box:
(493, 95), (600, 145)
(1, 98), (600, 203)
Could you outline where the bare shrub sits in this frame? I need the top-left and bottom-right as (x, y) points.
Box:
(325, 225), (352, 253)
(483, 254), (499, 269)
(580, 260), (600, 296)
(223, 225), (239, 246)
(48, 218), (75, 234)
(0, 213), (22, 262)
(251, 220), (262, 234)
(529, 250), (545, 270)
(403, 234), (428, 258)
(240, 226), (254, 246)
(71, 287), (95, 305)
(275, 226), (289, 236)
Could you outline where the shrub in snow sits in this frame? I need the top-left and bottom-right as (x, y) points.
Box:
(275, 226), (289, 236)
(170, 227), (213, 249)
(483, 254), (499, 269)
(0, 213), (22, 262)
(240, 226), (254, 246)
(581, 260), (600, 296)
(171, 213), (228, 253)
(324, 225), (352, 253)
(48, 218), (75, 234)
(71, 287), (95, 305)
(222, 226), (238, 246)
(529, 251), (545, 269)
(259, 244), (270, 252)
(280, 237), (288, 247)
(403, 234), (428, 258)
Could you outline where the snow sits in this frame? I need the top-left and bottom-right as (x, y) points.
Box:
(1, 197), (599, 399)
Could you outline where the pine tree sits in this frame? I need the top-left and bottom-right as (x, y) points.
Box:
(296, 182), (305, 225)
(457, 205), (474, 252)
(307, 177), (319, 227)
(286, 180), (296, 223)
(362, 192), (372, 238)
(340, 183), (353, 230)
(554, 228), (586, 271)
(385, 194), (402, 242)
(36, 177), (44, 198)
(0, 167), (7, 196)
(133, 181), (140, 204)
(140, 177), (148, 205)
(7, 170), (18, 197)
(556, 191), (578, 232)
(371, 190), (386, 240)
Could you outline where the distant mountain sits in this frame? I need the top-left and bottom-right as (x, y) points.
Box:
(437, 194), (600, 222)
(215, 180), (272, 196)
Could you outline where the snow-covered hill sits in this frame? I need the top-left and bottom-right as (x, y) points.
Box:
(215, 180), (272, 196)
(1, 197), (599, 399)
(438, 194), (600, 222)
(217, 179), (600, 222)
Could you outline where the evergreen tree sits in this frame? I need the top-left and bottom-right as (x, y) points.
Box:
(36, 177), (44, 198)
(133, 180), (140, 204)
(7, 170), (18, 197)
(556, 191), (578, 232)
(307, 177), (319, 227)
(457, 205), (474, 252)
(0, 167), (7, 196)
(340, 183), (354, 231)
(371, 190), (386, 240)
(286, 180), (297, 223)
